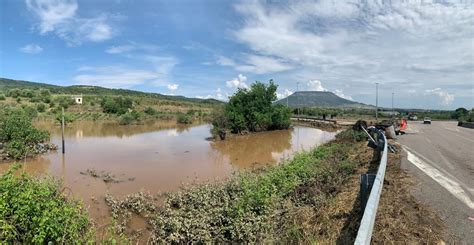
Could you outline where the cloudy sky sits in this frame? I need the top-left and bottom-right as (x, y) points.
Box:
(1, 0), (473, 109)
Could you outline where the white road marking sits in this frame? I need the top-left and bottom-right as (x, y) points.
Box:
(404, 148), (474, 210)
(445, 127), (460, 133)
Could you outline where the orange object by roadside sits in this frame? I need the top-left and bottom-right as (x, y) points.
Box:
(400, 119), (407, 131)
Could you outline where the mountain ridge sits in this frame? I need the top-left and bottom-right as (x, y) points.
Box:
(0, 77), (222, 104)
(274, 91), (372, 108)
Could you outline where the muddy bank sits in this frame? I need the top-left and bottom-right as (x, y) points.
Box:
(101, 131), (446, 243)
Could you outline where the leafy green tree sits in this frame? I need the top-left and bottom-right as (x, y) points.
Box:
(224, 81), (291, 133)
(101, 96), (133, 114)
(210, 106), (228, 140)
(0, 109), (49, 159)
(452, 107), (469, 121)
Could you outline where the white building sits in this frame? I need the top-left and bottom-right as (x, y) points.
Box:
(72, 95), (83, 105)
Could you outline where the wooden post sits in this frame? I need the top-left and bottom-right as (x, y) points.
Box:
(61, 107), (65, 154)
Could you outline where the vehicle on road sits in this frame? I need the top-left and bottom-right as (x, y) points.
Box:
(423, 117), (431, 124)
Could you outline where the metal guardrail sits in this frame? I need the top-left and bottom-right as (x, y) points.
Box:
(355, 130), (388, 245)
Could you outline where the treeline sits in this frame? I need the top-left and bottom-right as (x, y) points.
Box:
(0, 78), (222, 105)
(211, 81), (292, 139)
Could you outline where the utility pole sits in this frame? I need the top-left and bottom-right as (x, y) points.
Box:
(297, 82), (301, 116)
(391, 92), (394, 116)
(61, 107), (65, 154)
(375, 83), (379, 121)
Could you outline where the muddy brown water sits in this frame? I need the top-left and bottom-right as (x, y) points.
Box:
(0, 120), (337, 226)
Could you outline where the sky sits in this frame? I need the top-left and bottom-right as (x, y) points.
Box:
(0, 0), (473, 110)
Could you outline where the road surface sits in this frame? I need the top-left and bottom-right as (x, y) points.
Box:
(398, 121), (474, 242)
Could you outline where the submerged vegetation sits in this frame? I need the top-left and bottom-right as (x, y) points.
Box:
(0, 108), (51, 160)
(211, 81), (292, 139)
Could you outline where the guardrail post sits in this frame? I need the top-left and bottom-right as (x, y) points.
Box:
(360, 174), (376, 211)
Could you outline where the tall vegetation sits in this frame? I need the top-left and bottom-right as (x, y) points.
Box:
(212, 81), (291, 137)
(0, 164), (92, 243)
(100, 96), (133, 115)
(0, 108), (49, 159)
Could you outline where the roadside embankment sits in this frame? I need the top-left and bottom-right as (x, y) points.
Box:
(457, 121), (474, 129)
(103, 128), (446, 243)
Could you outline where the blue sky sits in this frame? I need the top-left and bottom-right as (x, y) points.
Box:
(0, 0), (473, 109)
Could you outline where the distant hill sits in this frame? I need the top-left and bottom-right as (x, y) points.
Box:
(0, 78), (222, 105)
(274, 91), (372, 108)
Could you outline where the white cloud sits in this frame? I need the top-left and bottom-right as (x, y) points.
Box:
(19, 44), (43, 54)
(425, 88), (454, 105)
(235, 55), (293, 74)
(196, 88), (228, 101)
(26, 0), (114, 45)
(73, 66), (160, 88)
(167, 84), (179, 91)
(216, 55), (236, 66)
(226, 74), (248, 89)
(105, 43), (160, 54)
(233, 0), (474, 108)
(106, 45), (135, 54)
(276, 89), (293, 99)
(307, 80), (327, 92)
(334, 89), (353, 101)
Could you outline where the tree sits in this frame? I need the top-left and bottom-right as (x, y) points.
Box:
(452, 107), (469, 121)
(223, 80), (292, 134)
(210, 106), (228, 140)
(0, 109), (50, 159)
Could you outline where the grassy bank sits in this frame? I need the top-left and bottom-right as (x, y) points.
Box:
(105, 129), (370, 243)
(0, 128), (446, 243)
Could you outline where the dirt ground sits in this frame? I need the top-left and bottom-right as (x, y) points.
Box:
(283, 141), (447, 243)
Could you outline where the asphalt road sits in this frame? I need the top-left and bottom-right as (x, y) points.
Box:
(398, 121), (474, 242)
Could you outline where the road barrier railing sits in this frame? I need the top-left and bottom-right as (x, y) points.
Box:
(355, 128), (388, 245)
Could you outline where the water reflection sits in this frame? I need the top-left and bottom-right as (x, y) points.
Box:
(210, 129), (292, 168)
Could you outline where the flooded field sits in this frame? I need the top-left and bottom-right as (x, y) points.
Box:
(0, 120), (337, 225)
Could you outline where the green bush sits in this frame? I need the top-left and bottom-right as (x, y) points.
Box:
(0, 94), (5, 100)
(54, 96), (75, 110)
(119, 110), (141, 125)
(36, 103), (46, 113)
(144, 106), (157, 115)
(210, 106), (228, 140)
(0, 109), (49, 159)
(55, 113), (75, 126)
(177, 114), (192, 124)
(224, 81), (291, 133)
(0, 164), (92, 243)
(101, 97), (133, 115)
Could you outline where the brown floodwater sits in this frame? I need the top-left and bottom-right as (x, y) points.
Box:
(0, 120), (337, 225)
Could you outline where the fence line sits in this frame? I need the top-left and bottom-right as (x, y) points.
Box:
(355, 132), (388, 245)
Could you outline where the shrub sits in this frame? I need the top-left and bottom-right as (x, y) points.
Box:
(177, 114), (192, 124)
(224, 81), (291, 133)
(210, 106), (228, 140)
(101, 97), (133, 115)
(55, 113), (75, 125)
(119, 111), (141, 125)
(0, 109), (49, 159)
(55, 96), (75, 109)
(0, 164), (92, 243)
(144, 106), (157, 115)
(36, 103), (46, 113)
(0, 94), (5, 100)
